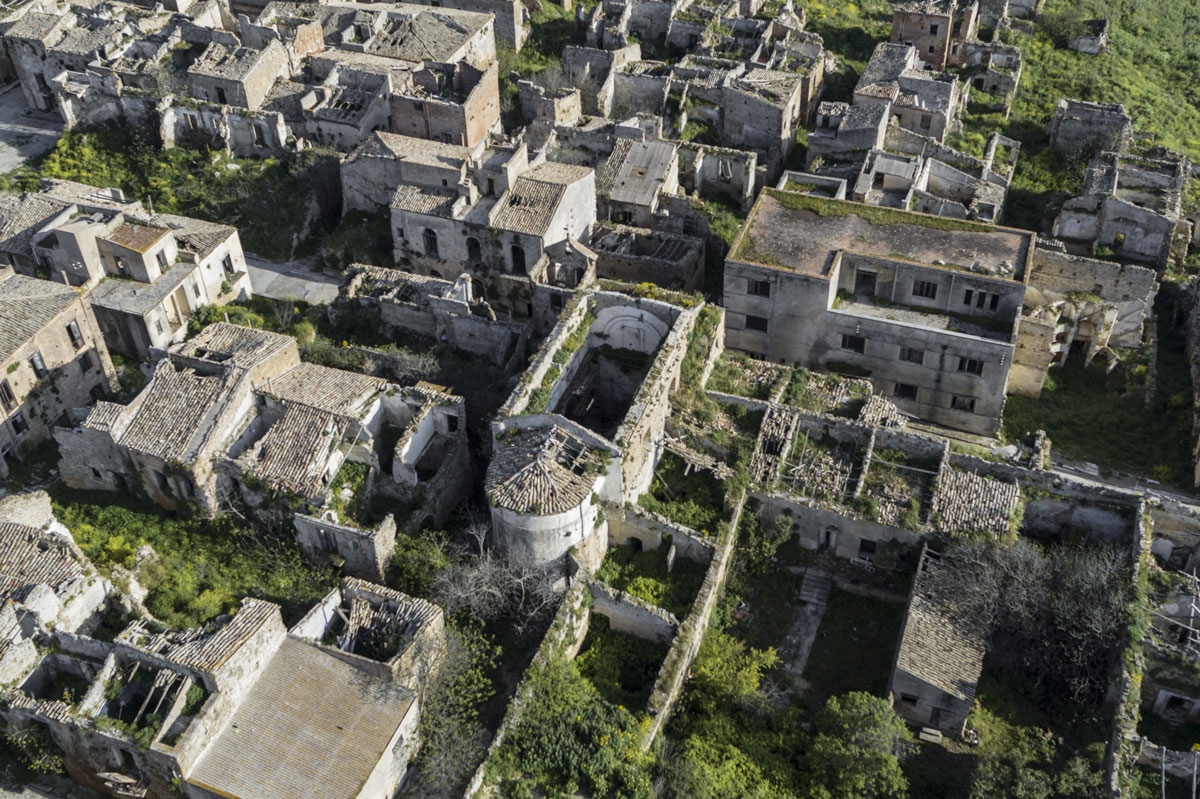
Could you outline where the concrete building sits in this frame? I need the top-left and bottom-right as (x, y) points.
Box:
(0, 269), (115, 477)
(722, 187), (1035, 435)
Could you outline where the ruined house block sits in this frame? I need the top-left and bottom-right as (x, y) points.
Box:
(1046, 99), (1132, 157)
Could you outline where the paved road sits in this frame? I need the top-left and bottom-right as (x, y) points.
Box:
(0, 85), (63, 174)
(245, 254), (340, 304)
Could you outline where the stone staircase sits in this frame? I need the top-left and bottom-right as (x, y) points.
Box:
(799, 568), (832, 608)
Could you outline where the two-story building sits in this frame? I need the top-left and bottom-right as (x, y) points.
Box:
(0, 268), (116, 477)
(722, 187), (1034, 435)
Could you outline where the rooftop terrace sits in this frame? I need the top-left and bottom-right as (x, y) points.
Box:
(730, 190), (1033, 279)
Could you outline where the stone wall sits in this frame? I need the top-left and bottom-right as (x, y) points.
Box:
(463, 578), (591, 797)
(589, 580), (678, 644)
(606, 504), (716, 564)
(293, 513), (397, 582)
(642, 494), (742, 746)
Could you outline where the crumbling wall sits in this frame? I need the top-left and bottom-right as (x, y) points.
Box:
(589, 581), (678, 644)
(606, 504), (716, 564)
(293, 513), (396, 582)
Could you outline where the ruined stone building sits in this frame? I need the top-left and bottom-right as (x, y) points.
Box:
(723, 185), (1034, 435)
(1014, 243), (1158, 394)
(0, 268), (116, 478)
(486, 291), (700, 567)
(802, 117), (1019, 223)
(0, 178), (253, 360)
(55, 323), (470, 579)
(853, 42), (964, 143)
(889, 547), (987, 736)
(890, 0), (979, 71)
(2, 0), (502, 157)
(1046, 99), (1133, 158)
(389, 158), (598, 300)
(1051, 148), (1192, 273)
(2, 552), (442, 799)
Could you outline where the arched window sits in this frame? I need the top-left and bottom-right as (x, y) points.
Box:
(467, 237), (481, 264)
(511, 244), (526, 275)
(423, 229), (439, 258)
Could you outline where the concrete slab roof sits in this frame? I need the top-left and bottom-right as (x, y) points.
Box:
(187, 636), (415, 799)
(729, 189), (1033, 279)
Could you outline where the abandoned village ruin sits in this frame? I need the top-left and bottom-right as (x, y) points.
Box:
(3, 0), (1200, 796)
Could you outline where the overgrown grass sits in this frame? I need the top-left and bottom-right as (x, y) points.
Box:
(5, 126), (348, 261)
(575, 614), (670, 708)
(638, 453), (729, 533)
(594, 541), (708, 619)
(50, 485), (332, 629)
(1001, 296), (1192, 486)
(801, 587), (906, 707)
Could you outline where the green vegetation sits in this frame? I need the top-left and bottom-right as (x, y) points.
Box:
(638, 452), (729, 533)
(1002, 295), (1192, 485)
(594, 541), (708, 619)
(575, 615), (670, 708)
(765, 188), (996, 232)
(327, 461), (371, 526)
(489, 656), (654, 799)
(0, 126), (394, 264)
(802, 588), (906, 706)
(707, 352), (784, 399)
(51, 485), (331, 629)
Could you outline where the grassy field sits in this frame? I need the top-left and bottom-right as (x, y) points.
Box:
(1002, 298), (1193, 486)
(801, 587), (906, 706)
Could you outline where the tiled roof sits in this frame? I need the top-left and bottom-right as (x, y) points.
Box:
(0, 273), (80, 363)
(490, 162), (591, 237)
(597, 139), (675, 208)
(240, 404), (346, 498)
(0, 192), (73, 260)
(390, 183), (459, 216)
(0, 523), (83, 602)
(118, 365), (228, 462)
(486, 425), (603, 515)
(174, 322), (294, 370)
(366, 10), (488, 62)
(349, 131), (471, 169)
(932, 468), (1019, 537)
(104, 222), (169, 253)
(187, 636), (415, 799)
(90, 261), (200, 316)
(155, 214), (235, 260)
(82, 401), (127, 433)
(894, 550), (987, 702)
(189, 42), (268, 80)
(5, 12), (63, 41)
(119, 598), (280, 672)
(265, 363), (386, 417)
(50, 19), (126, 56)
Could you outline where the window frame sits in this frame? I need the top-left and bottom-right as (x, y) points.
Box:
(744, 315), (769, 333)
(911, 280), (938, 300)
(957, 357), (984, 377)
(841, 334), (866, 354)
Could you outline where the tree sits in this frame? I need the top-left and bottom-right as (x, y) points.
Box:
(688, 629), (779, 714)
(803, 693), (908, 799)
(407, 622), (499, 797)
(430, 545), (559, 640)
(968, 754), (1052, 799)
